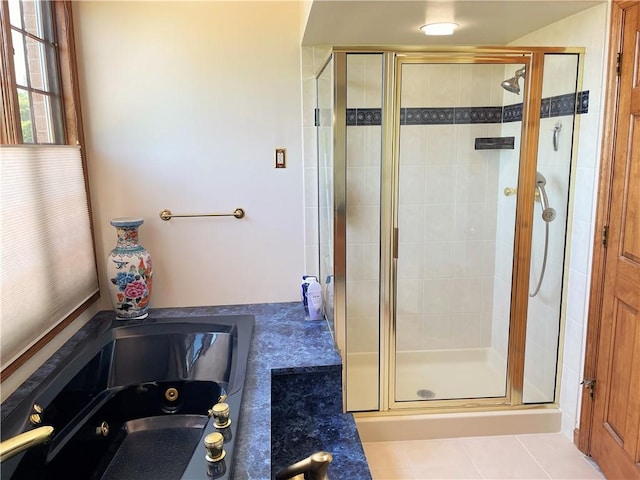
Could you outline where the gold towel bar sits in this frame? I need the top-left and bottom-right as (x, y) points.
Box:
(159, 208), (245, 221)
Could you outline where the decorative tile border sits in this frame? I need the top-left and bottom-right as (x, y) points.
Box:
(503, 103), (523, 123)
(550, 92), (578, 117)
(346, 108), (382, 126)
(454, 106), (503, 124)
(577, 90), (589, 114)
(343, 90), (589, 126)
(403, 107), (454, 125)
(504, 91), (590, 123)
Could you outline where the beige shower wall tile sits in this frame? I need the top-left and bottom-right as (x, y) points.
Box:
(400, 126), (428, 166)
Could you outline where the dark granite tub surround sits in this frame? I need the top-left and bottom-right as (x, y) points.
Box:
(193, 302), (345, 480)
(1, 302), (370, 480)
(271, 366), (372, 480)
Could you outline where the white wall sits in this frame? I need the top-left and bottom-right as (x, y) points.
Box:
(73, 1), (305, 309)
(511, 3), (610, 439)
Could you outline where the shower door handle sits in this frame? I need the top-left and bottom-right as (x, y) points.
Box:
(393, 227), (399, 259)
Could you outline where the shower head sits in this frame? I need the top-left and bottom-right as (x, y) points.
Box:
(501, 66), (526, 94)
(535, 171), (556, 223)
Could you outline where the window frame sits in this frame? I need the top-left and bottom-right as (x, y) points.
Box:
(1, 1), (81, 145)
(0, 0), (99, 380)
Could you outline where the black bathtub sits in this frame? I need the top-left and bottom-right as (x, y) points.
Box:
(0, 314), (254, 480)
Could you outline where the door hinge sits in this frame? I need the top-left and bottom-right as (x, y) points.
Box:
(602, 225), (609, 247)
(581, 379), (596, 398)
(616, 52), (622, 76)
(314, 108), (320, 127)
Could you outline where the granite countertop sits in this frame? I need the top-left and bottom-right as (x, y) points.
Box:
(1, 302), (371, 479)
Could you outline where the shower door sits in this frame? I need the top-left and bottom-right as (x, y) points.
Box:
(522, 52), (580, 404)
(393, 58), (527, 404)
(392, 52), (581, 408)
(317, 56), (334, 334)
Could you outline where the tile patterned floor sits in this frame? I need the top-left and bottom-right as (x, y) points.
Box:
(363, 433), (605, 479)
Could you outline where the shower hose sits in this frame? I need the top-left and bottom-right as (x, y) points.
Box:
(529, 216), (549, 298)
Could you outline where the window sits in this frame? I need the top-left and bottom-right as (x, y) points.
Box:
(1, 0), (81, 145)
(1, 1), (98, 379)
(7, 0), (64, 143)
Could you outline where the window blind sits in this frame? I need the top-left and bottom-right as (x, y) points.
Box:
(1, 145), (98, 368)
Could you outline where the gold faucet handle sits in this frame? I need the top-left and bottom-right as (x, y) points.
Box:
(209, 402), (231, 428)
(204, 432), (225, 463)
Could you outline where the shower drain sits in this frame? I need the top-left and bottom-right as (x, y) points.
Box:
(416, 389), (436, 399)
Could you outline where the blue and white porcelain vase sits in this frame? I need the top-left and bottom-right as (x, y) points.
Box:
(106, 217), (153, 320)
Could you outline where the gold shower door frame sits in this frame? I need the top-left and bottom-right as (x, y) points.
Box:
(331, 47), (585, 414)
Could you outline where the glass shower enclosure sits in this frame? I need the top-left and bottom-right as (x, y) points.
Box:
(316, 48), (583, 413)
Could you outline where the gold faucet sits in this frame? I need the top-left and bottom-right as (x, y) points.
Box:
(0, 426), (54, 463)
(275, 451), (333, 480)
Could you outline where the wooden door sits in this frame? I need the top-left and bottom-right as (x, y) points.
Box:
(588, 2), (640, 479)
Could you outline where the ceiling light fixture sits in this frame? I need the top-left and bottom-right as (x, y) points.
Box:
(420, 22), (459, 36)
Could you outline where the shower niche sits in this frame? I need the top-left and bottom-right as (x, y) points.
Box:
(316, 48), (584, 414)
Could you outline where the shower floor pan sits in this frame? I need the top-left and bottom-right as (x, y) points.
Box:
(348, 348), (549, 403)
(348, 348), (561, 441)
(395, 348), (506, 401)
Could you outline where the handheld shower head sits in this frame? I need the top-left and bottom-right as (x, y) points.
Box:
(501, 66), (526, 95)
(535, 171), (556, 222)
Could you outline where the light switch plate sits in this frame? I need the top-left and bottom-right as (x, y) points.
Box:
(275, 148), (286, 168)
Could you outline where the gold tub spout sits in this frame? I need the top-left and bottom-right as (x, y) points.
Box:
(0, 426), (54, 462)
(275, 451), (333, 480)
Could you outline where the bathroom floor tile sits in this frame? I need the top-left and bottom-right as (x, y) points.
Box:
(460, 435), (550, 479)
(517, 433), (605, 479)
(400, 439), (481, 478)
(362, 441), (415, 478)
(364, 432), (605, 480)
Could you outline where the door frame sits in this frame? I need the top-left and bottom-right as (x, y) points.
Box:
(576, 0), (634, 454)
